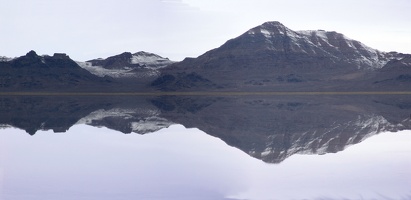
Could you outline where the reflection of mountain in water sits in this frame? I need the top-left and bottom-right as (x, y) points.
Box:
(151, 95), (411, 163)
(1, 95), (410, 163)
(0, 96), (170, 135)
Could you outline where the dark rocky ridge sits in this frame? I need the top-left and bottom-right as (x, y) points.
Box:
(0, 51), (116, 91)
(88, 52), (138, 70)
(0, 50), (176, 91)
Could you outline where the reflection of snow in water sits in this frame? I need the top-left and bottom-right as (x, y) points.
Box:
(259, 114), (405, 163)
(76, 108), (174, 134)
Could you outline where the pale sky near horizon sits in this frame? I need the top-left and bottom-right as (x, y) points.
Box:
(1, 0), (410, 61)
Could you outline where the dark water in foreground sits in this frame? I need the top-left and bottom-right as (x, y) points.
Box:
(0, 94), (411, 200)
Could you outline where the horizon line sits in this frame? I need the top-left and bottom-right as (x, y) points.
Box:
(1, 91), (411, 96)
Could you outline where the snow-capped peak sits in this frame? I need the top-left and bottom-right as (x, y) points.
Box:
(246, 22), (402, 69)
(76, 51), (174, 78)
(261, 21), (288, 30)
(248, 21), (293, 36)
(130, 51), (175, 69)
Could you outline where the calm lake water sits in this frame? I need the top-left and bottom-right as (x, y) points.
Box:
(0, 95), (411, 200)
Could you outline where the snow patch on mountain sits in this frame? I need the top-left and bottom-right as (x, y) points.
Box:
(130, 51), (175, 69)
(76, 61), (137, 78)
(76, 61), (160, 78)
(260, 29), (272, 37)
(0, 56), (15, 62)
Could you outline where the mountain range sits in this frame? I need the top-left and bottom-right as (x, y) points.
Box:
(1, 21), (410, 92)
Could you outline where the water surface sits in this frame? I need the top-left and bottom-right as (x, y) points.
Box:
(1, 94), (410, 199)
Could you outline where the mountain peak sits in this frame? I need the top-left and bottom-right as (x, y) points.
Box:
(133, 51), (156, 56)
(26, 50), (38, 57)
(247, 21), (295, 37)
(130, 51), (174, 68)
(234, 21), (396, 69)
(118, 52), (133, 58)
(261, 21), (286, 28)
(53, 53), (70, 59)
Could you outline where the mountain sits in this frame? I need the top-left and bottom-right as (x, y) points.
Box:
(0, 50), (115, 91)
(0, 50), (175, 91)
(1, 21), (410, 92)
(77, 51), (175, 79)
(372, 54), (411, 86)
(153, 21), (411, 91)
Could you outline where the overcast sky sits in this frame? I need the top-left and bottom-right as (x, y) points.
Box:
(1, 0), (410, 61)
